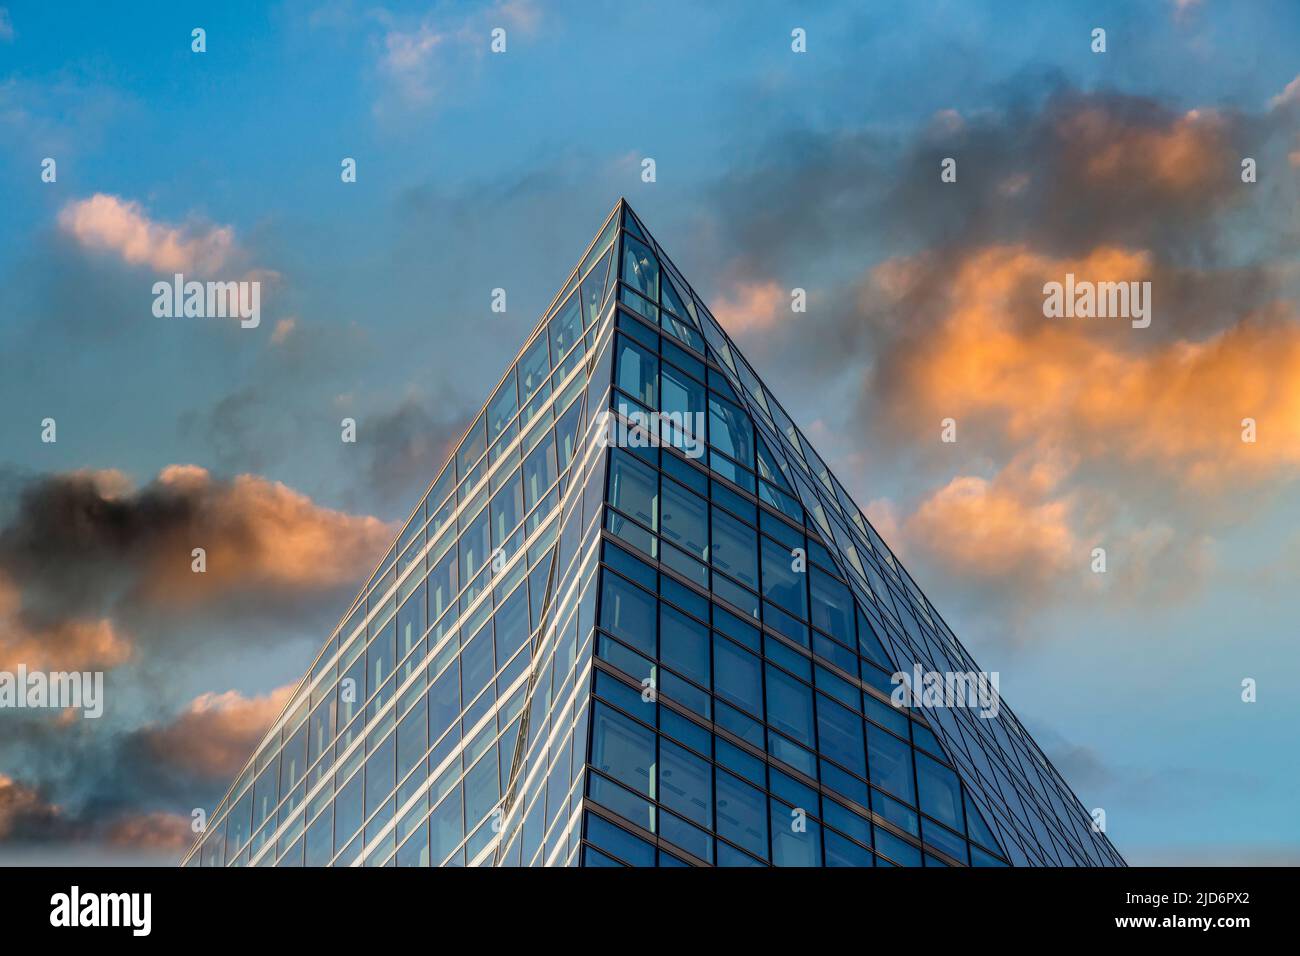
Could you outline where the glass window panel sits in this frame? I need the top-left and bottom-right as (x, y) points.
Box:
(715, 769), (768, 859)
(659, 363), (707, 456)
(549, 292), (584, 362)
(867, 726), (916, 805)
(459, 507), (491, 582)
(490, 474), (523, 546)
(427, 657), (461, 741)
(875, 827), (922, 867)
(599, 570), (656, 656)
(581, 246), (614, 327)
(916, 753), (963, 830)
(280, 725), (307, 799)
(965, 792), (1000, 852)
(713, 635), (762, 715)
(607, 449), (658, 529)
(365, 733), (395, 818)
(816, 694), (866, 776)
(252, 757), (279, 831)
(770, 800), (822, 867)
(518, 335), (551, 408)
(761, 535), (808, 619)
(660, 604), (710, 686)
(591, 703), (656, 796)
(457, 411), (487, 474)
(586, 814), (654, 866)
(661, 271), (689, 318)
(429, 787), (464, 864)
(367, 619), (396, 703)
(825, 829), (873, 867)
(615, 336), (658, 408)
(464, 748), (500, 827)
(659, 739), (711, 827)
(333, 772), (364, 850)
(397, 583), (425, 661)
(304, 804), (333, 866)
(460, 626), (496, 703)
(522, 431), (557, 510)
(765, 664), (815, 747)
(708, 394), (754, 468)
(225, 792), (252, 858)
(810, 567), (854, 644)
(622, 234), (660, 301)
(554, 396), (583, 470)
(660, 480), (707, 559)
(711, 507), (758, 589)
(486, 375), (519, 446)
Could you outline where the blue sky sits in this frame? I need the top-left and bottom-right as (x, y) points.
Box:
(1, 0), (1299, 864)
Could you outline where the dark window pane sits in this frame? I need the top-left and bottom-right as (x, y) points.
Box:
(762, 535), (808, 619)
(599, 570), (656, 656)
(770, 800), (822, 867)
(622, 234), (660, 301)
(590, 703), (656, 796)
(615, 336), (657, 408)
(712, 507), (758, 589)
(713, 635), (762, 714)
(708, 394), (754, 468)
(810, 566), (853, 644)
(659, 739), (711, 827)
(660, 604), (709, 686)
(607, 450), (658, 529)
(661, 480), (706, 559)
(916, 752), (963, 830)
(867, 726), (916, 805)
(715, 769), (767, 859)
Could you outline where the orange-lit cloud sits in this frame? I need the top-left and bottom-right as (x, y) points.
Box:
(0, 572), (132, 672)
(139, 684), (296, 780)
(58, 193), (235, 273)
(138, 464), (392, 604)
(102, 811), (194, 852)
(0, 774), (62, 840)
(870, 244), (1300, 493)
(711, 279), (787, 334)
(900, 459), (1080, 592)
(1054, 106), (1232, 200)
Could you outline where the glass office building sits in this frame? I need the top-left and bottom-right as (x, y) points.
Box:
(181, 201), (1124, 868)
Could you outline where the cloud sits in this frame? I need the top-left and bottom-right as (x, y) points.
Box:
(349, 388), (472, 511)
(901, 467), (1079, 594)
(688, 84), (1300, 625)
(100, 811), (193, 852)
(0, 8), (13, 42)
(710, 279), (787, 336)
(0, 571), (132, 672)
(867, 242), (1300, 491)
(270, 316), (297, 345)
(0, 773), (192, 859)
(1269, 74), (1300, 111)
(379, 23), (446, 106)
(372, 0), (539, 112)
(0, 774), (62, 842)
(136, 685), (295, 781)
(0, 465), (392, 671)
(58, 194), (236, 274)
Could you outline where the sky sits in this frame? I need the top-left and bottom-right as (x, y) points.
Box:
(1, 0), (1299, 865)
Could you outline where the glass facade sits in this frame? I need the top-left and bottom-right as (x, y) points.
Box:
(182, 201), (1124, 868)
